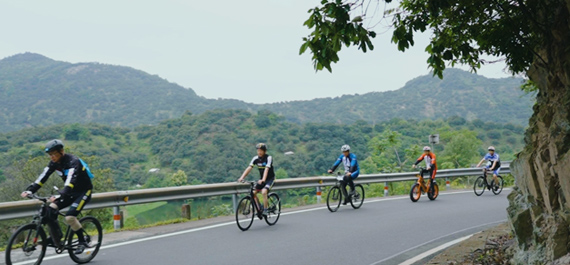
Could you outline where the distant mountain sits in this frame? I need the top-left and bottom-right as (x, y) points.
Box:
(0, 53), (533, 132)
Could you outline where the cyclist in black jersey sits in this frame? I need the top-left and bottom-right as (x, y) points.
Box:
(20, 139), (94, 254)
(238, 143), (275, 216)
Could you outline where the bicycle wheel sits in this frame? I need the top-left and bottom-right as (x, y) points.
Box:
(236, 197), (255, 231)
(474, 176), (486, 196)
(350, 184), (365, 209)
(326, 186), (342, 212)
(264, 193), (281, 226)
(68, 216), (103, 264)
(428, 183), (439, 200)
(5, 224), (47, 265)
(410, 184), (421, 202)
(491, 176), (504, 195)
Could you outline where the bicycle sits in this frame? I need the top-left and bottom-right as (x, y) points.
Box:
(235, 181), (281, 231)
(409, 167), (439, 202)
(5, 191), (103, 265)
(326, 172), (365, 212)
(473, 168), (504, 196)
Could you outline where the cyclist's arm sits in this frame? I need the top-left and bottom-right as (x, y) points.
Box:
(414, 154), (425, 166)
(239, 166), (253, 181)
(261, 167), (269, 183)
(476, 158), (485, 167)
(26, 166), (55, 194)
(261, 156), (273, 183)
(329, 155), (342, 172)
(491, 160), (498, 170)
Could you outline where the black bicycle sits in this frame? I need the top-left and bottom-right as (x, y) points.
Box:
(5, 192), (103, 265)
(473, 168), (504, 196)
(326, 172), (365, 212)
(235, 181), (281, 231)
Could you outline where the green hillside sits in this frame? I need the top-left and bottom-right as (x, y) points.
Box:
(0, 109), (525, 196)
(0, 53), (533, 133)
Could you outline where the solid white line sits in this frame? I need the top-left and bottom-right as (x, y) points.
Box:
(398, 234), (473, 265)
(12, 189), (503, 265)
(369, 219), (507, 265)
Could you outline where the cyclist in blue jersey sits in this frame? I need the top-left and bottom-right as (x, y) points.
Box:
(328, 145), (360, 205)
(476, 146), (501, 190)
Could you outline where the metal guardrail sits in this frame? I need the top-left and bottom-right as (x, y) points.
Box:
(0, 164), (510, 222)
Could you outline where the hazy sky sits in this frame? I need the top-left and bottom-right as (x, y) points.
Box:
(0, 1), (513, 104)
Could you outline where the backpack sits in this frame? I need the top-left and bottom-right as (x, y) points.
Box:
(80, 159), (94, 179)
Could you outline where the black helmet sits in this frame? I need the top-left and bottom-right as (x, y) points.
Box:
(256, 143), (267, 151)
(45, 139), (64, 153)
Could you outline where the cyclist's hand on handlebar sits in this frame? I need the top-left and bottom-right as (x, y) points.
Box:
(327, 169), (333, 174)
(21, 191), (31, 198)
(345, 172), (352, 177)
(412, 164), (416, 169)
(257, 180), (265, 185)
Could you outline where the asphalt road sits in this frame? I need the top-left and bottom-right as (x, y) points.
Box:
(37, 190), (509, 265)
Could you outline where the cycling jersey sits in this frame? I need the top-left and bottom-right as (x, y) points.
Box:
(414, 152), (437, 179)
(484, 153), (501, 169)
(27, 154), (94, 196)
(330, 153), (360, 178)
(249, 154), (275, 181)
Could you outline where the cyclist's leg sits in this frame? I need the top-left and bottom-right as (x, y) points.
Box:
(65, 190), (92, 253)
(344, 175), (355, 193)
(340, 180), (349, 203)
(252, 188), (261, 210)
(493, 168), (501, 187)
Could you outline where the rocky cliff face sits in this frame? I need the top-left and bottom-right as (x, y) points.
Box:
(507, 2), (570, 263)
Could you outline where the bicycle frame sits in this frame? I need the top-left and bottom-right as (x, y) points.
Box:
(29, 195), (80, 252)
(416, 168), (433, 193)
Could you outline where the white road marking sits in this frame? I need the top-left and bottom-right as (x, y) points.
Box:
(369, 219), (508, 265)
(398, 234), (473, 265)
(12, 189), (509, 265)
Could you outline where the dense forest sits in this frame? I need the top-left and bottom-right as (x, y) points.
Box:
(0, 53), (533, 133)
(0, 109), (526, 202)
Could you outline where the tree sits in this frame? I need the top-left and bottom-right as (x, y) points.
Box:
(167, 170), (188, 187)
(302, 0), (570, 262)
(440, 130), (481, 168)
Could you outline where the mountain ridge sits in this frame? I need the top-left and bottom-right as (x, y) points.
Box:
(0, 53), (533, 132)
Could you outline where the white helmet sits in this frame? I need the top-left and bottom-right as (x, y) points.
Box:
(423, 146), (431, 151)
(488, 146), (495, 151)
(341, 145), (351, 152)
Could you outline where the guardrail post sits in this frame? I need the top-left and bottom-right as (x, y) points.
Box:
(446, 177), (450, 189)
(113, 206), (121, 230)
(232, 194), (238, 213)
(384, 182), (389, 197)
(181, 204), (191, 219)
(316, 186), (322, 203)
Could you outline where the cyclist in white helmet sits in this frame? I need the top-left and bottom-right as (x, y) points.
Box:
(413, 146), (437, 181)
(476, 146), (501, 190)
(328, 145), (360, 205)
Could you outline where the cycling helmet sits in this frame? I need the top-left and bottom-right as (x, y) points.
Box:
(423, 146), (431, 151)
(256, 143), (267, 151)
(45, 139), (64, 153)
(341, 145), (351, 152)
(488, 146), (495, 151)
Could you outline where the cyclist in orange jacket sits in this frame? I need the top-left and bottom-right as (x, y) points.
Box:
(412, 146), (437, 182)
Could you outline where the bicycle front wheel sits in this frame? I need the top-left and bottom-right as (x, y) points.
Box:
(68, 216), (103, 264)
(236, 197), (255, 231)
(5, 224), (47, 265)
(350, 184), (365, 209)
(264, 193), (281, 226)
(474, 176), (486, 196)
(492, 176), (504, 195)
(410, 184), (421, 202)
(326, 186), (342, 212)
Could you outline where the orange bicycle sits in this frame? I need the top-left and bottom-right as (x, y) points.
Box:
(410, 167), (439, 202)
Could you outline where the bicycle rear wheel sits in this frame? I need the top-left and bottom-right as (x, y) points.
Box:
(236, 197), (255, 231)
(68, 216), (103, 264)
(428, 183), (439, 201)
(410, 184), (421, 202)
(326, 186), (342, 212)
(5, 224), (47, 265)
(350, 184), (365, 209)
(264, 193), (281, 226)
(491, 176), (504, 195)
(474, 176), (486, 196)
